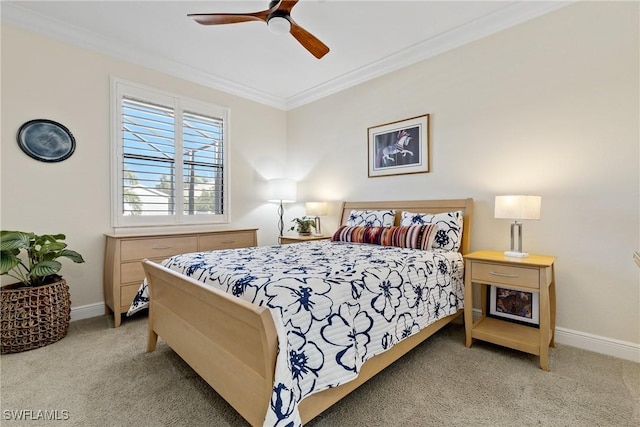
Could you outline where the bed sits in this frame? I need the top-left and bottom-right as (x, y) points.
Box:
(137, 198), (473, 426)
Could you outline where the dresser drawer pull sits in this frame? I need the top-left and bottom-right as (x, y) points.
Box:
(152, 246), (172, 250)
(220, 240), (235, 244)
(489, 271), (519, 278)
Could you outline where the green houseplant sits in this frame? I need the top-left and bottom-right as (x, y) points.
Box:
(289, 217), (316, 236)
(0, 231), (85, 354)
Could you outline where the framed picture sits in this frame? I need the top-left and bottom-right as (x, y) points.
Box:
(367, 114), (429, 178)
(487, 286), (539, 328)
(16, 119), (76, 163)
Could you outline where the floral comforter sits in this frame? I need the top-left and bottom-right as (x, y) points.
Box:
(128, 240), (464, 426)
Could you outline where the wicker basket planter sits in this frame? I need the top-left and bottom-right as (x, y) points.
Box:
(0, 278), (71, 354)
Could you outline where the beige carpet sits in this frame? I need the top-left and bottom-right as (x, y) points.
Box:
(1, 314), (638, 426)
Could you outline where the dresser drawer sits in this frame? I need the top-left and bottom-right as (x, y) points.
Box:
(120, 236), (198, 262)
(120, 257), (166, 284)
(199, 231), (255, 250)
(120, 283), (142, 308)
(471, 262), (539, 289)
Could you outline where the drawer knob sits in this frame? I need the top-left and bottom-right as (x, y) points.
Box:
(489, 271), (519, 278)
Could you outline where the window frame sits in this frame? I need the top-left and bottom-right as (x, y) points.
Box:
(110, 77), (230, 228)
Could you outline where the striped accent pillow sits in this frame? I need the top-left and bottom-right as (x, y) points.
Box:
(331, 225), (438, 250)
(331, 226), (385, 245)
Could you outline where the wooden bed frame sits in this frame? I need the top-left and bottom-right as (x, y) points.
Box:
(143, 198), (473, 426)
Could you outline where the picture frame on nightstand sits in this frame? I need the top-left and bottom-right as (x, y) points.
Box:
(487, 286), (540, 328)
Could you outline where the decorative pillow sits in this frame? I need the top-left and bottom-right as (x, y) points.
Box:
(400, 210), (464, 252)
(332, 226), (384, 245)
(346, 209), (396, 227)
(331, 225), (438, 250)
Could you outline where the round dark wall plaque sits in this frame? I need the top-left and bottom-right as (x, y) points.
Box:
(16, 119), (76, 163)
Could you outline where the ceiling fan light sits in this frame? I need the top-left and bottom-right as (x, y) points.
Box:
(268, 16), (291, 35)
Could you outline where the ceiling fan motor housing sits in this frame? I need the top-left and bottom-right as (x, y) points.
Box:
(267, 2), (291, 34)
(268, 3), (291, 22)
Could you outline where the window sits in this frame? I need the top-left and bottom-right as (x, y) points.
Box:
(111, 78), (229, 227)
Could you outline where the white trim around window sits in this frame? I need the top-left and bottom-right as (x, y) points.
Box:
(110, 77), (230, 228)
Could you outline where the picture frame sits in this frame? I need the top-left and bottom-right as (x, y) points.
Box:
(16, 119), (76, 163)
(367, 114), (429, 178)
(487, 286), (540, 328)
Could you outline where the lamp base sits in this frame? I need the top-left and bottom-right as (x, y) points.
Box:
(312, 216), (321, 236)
(504, 250), (529, 258)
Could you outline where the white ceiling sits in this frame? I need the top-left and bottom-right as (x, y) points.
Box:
(2, 1), (570, 110)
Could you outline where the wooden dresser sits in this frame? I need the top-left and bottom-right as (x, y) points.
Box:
(104, 228), (257, 327)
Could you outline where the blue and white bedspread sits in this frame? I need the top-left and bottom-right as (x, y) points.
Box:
(128, 240), (464, 427)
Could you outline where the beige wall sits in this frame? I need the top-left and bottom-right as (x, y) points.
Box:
(1, 1), (638, 349)
(1, 25), (288, 308)
(287, 2), (639, 345)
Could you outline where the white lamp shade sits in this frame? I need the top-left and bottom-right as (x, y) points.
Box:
(305, 202), (328, 216)
(267, 179), (296, 203)
(494, 195), (541, 220)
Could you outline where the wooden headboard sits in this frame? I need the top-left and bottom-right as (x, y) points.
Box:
(338, 198), (473, 254)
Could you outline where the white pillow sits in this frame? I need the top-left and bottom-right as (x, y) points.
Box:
(400, 210), (463, 251)
(346, 209), (395, 227)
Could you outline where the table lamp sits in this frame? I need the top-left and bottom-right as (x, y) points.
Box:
(305, 202), (328, 236)
(267, 179), (296, 237)
(494, 195), (541, 258)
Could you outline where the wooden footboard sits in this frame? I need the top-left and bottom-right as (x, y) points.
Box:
(143, 260), (278, 427)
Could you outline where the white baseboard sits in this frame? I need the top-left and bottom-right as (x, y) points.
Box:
(472, 309), (639, 363)
(554, 327), (640, 363)
(70, 302), (106, 322)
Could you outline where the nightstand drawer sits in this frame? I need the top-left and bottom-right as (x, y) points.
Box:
(471, 262), (539, 289)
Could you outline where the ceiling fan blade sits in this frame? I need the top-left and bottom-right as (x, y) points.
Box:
(188, 1), (282, 26)
(277, 0), (300, 15)
(188, 13), (267, 25)
(289, 20), (330, 59)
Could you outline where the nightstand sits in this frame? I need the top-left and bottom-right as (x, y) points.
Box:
(279, 235), (330, 245)
(463, 250), (556, 371)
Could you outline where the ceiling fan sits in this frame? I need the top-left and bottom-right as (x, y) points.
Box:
(188, 0), (330, 59)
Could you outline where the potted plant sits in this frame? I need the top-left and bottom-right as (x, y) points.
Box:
(289, 217), (316, 236)
(0, 231), (84, 354)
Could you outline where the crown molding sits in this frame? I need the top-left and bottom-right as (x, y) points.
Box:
(2, 1), (572, 111)
(0, 2), (287, 110)
(285, 1), (573, 109)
